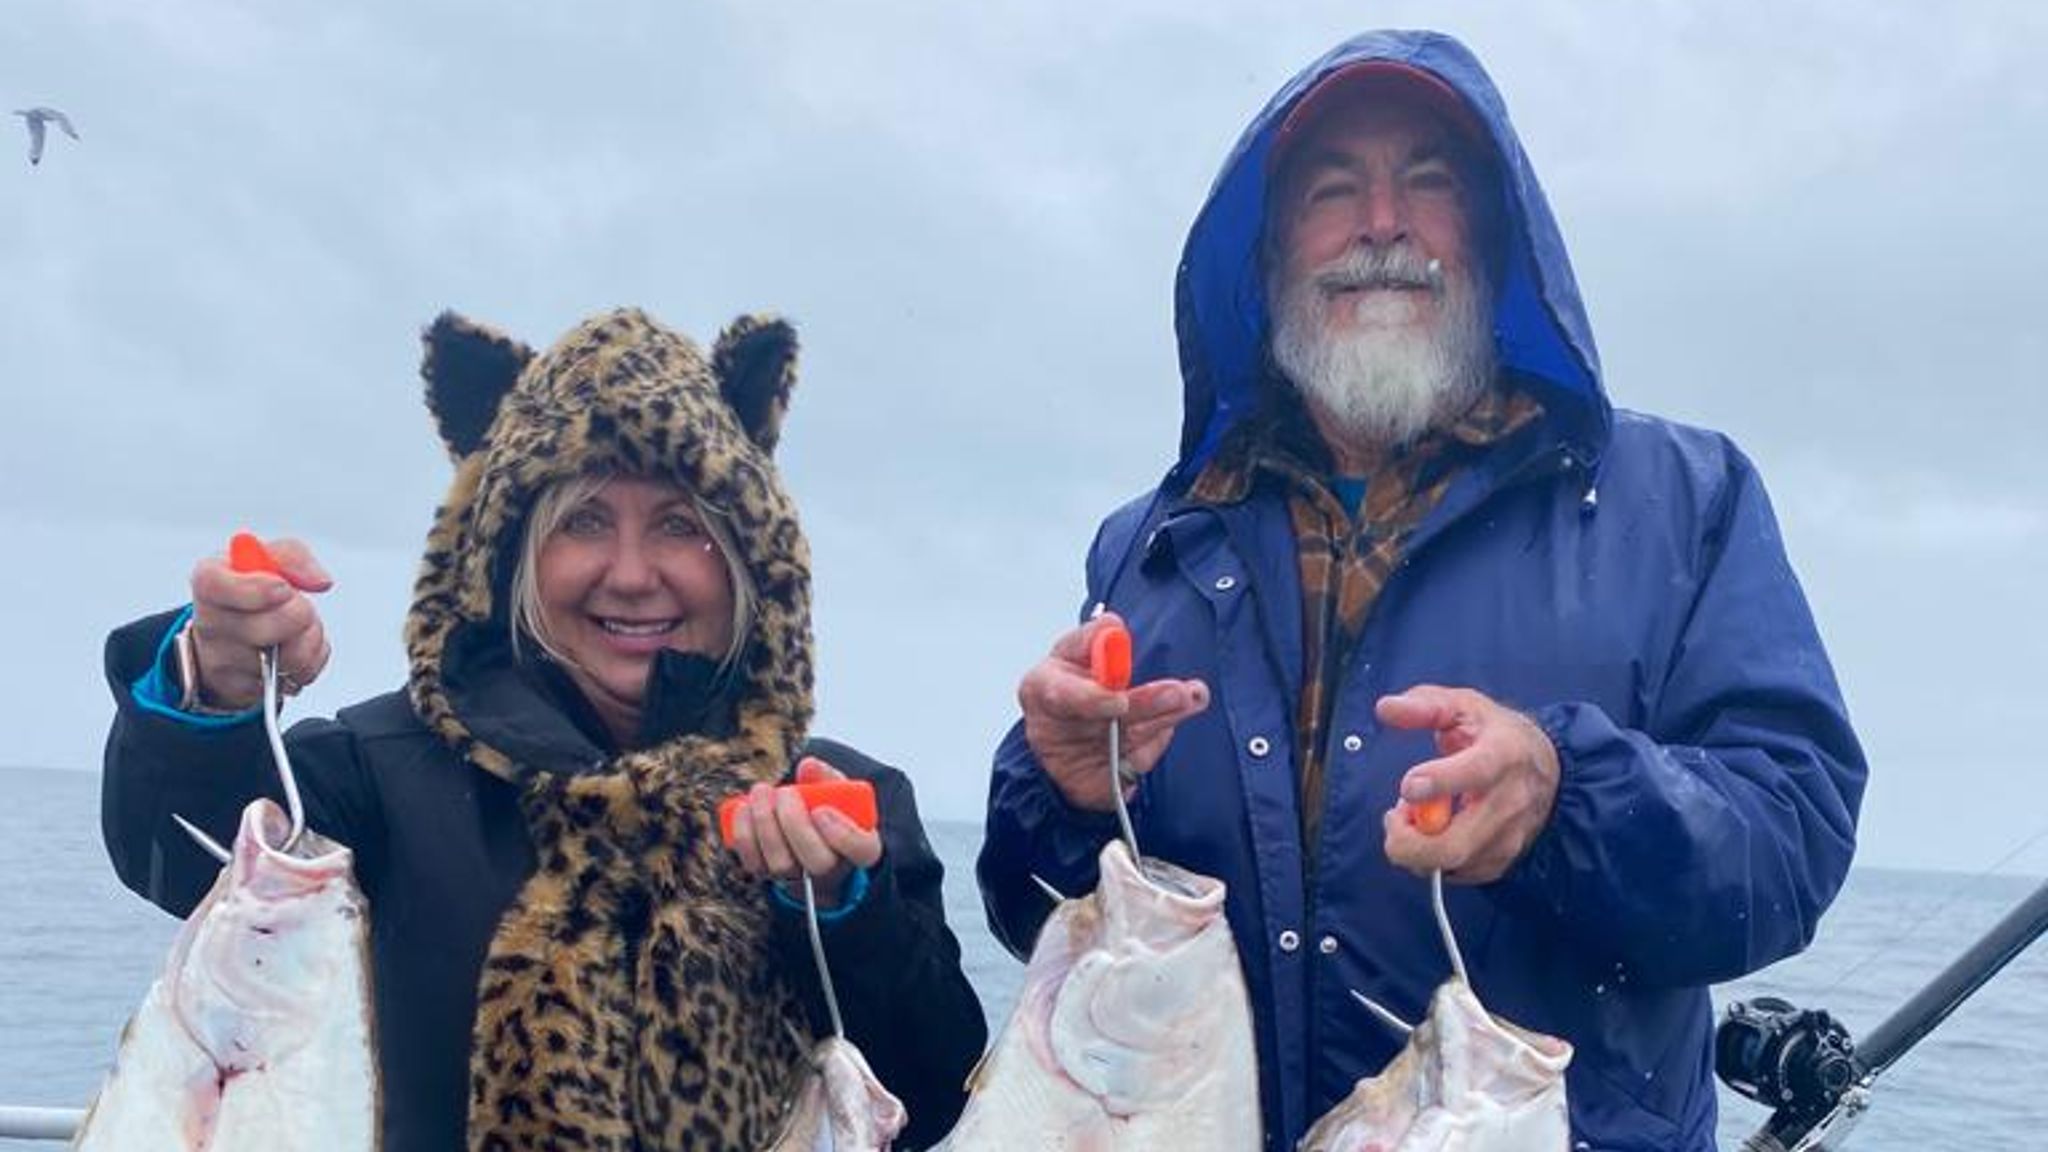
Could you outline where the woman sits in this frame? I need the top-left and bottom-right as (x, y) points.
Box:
(100, 308), (986, 1150)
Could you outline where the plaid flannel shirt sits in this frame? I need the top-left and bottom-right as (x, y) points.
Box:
(1188, 385), (1541, 852)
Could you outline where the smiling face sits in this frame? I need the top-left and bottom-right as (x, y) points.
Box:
(1266, 91), (1498, 454)
(1271, 97), (1479, 337)
(528, 475), (738, 742)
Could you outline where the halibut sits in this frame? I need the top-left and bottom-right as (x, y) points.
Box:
(1301, 968), (1571, 1149)
(73, 798), (377, 1151)
(940, 840), (1258, 1150)
(765, 1035), (906, 1151)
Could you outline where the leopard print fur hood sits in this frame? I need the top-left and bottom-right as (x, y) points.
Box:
(406, 307), (816, 1150)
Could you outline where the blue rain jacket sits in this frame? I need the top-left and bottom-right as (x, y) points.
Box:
(978, 29), (1865, 1151)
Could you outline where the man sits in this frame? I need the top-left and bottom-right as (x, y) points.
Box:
(978, 29), (1865, 1151)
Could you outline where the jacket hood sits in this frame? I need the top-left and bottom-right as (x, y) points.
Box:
(402, 307), (813, 784)
(1171, 28), (1610, 488)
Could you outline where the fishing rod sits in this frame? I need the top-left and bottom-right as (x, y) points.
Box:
(1715, 874), (2048, 1151)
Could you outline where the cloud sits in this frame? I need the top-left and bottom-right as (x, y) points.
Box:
(1777, 460), (2046, 553)
(4, 0), (2045, 878)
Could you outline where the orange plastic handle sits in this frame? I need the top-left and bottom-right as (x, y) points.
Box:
(228, 532), (284, 577)
(719, 779), (879, 847)
(1408, 795), (1455, 836)
(1090, 622), (1133, 691)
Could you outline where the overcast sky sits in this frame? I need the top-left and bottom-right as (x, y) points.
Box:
(4, 1), (2043, 875)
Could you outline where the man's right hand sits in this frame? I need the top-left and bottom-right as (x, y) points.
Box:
(187, 537), (334, 712)
(1017, 612), (1210, 812)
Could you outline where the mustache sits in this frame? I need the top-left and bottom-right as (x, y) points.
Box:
(1310, 245), (1445, 294)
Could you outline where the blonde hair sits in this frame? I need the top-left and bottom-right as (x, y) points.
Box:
(508, 473), (756, 676)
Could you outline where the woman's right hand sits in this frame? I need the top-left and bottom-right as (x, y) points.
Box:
(185, 538), (334, 711)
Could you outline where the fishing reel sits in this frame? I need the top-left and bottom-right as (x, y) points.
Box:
(1715, 996), (1859, 1130)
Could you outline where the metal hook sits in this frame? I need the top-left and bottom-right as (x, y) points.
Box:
(171, 643), (305, 863)
(1089, 602), (1142, 864)
(801, 873), (846, 1041)
(1030, 873), (1069, 905)
(1107, 717), (1141, 863)
(1340, 873), (1472, 1049)
(1432, 869), (1470, 987)
(172, 814), (230, 864)
(1349, 988), (1417, 1037)
(258, 647), (306, 853)
(1344, 872), (1469, 1044)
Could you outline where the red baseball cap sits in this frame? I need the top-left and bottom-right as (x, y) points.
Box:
(1269, 60), (1492, 175)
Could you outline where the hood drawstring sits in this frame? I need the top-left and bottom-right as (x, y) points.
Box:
(1556, 445), (1600, 517)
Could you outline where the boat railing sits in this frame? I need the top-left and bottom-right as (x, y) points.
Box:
(0, 1105), (82, 1142)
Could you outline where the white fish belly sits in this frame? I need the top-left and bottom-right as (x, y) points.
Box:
(939, 1027), (1105, 1150)
(68, 979), (218, 1149)
(201, 941), (376, 1152)
(73, 801), (377, 1151)
(941, 843), (1259, 1150)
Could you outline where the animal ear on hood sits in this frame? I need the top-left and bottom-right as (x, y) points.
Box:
(420, 311), (535, 459)
(711, 314), (799, 455)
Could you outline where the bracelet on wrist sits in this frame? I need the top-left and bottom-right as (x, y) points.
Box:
(172, 622), (253, 717)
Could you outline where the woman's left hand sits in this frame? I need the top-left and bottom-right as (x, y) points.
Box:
(729, 757), (884, 908)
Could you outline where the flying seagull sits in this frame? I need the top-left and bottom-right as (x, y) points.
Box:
(14, 107), (80, 166)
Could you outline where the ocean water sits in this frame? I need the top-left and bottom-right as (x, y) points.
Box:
(3, 765), (2042, 1149)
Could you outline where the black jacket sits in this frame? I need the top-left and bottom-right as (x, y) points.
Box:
(102, 609), (986, 1150)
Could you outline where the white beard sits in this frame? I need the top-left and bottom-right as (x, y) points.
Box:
(1269, 243), (1496, 450)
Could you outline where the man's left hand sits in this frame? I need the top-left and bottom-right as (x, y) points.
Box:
(1376, 685), (1559, 884)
